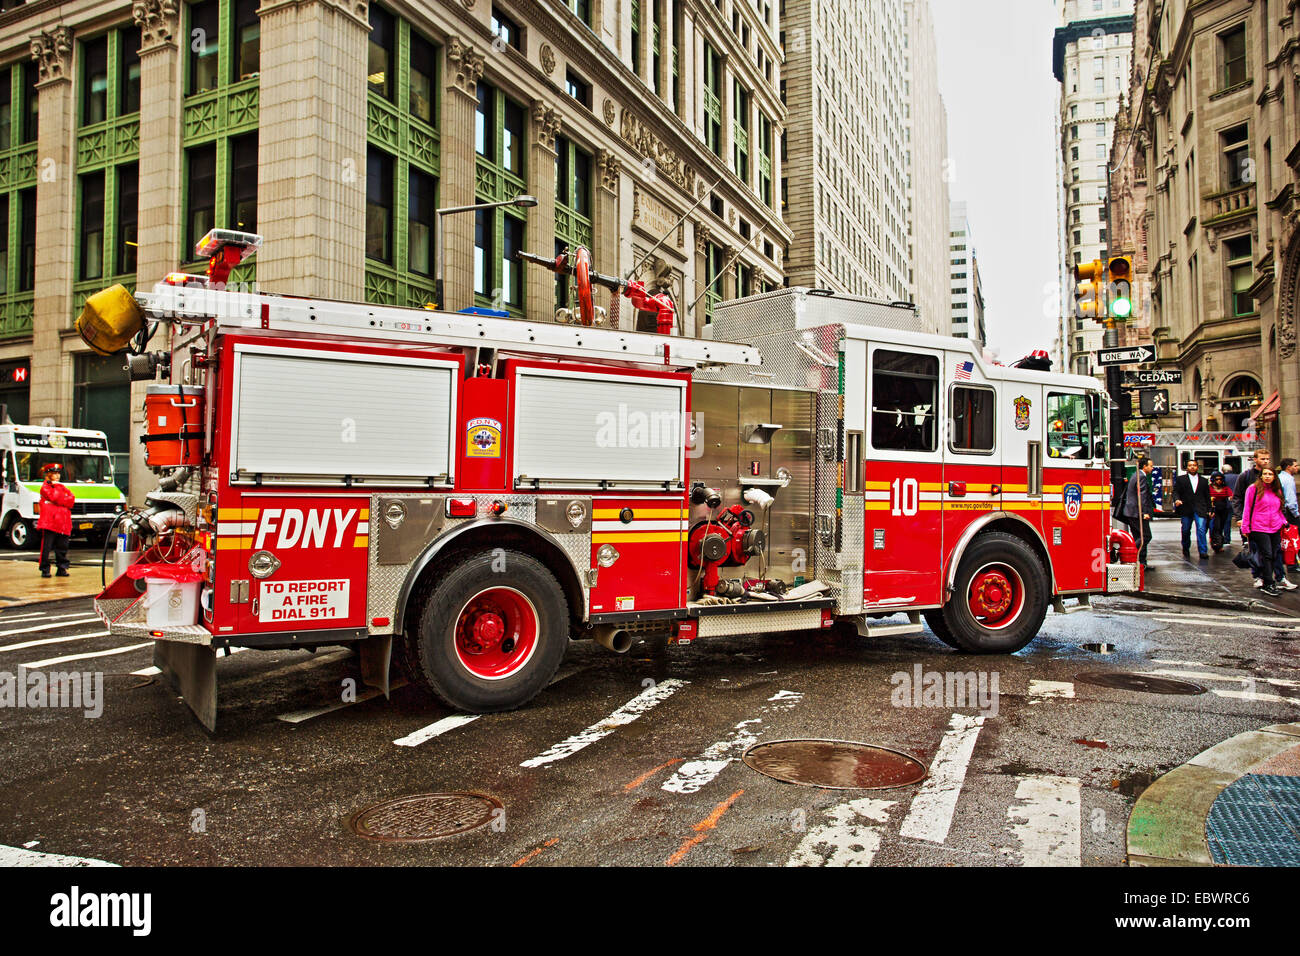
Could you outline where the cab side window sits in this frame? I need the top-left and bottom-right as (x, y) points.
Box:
(1046, 392), (1091, 459)
(950, 385), (995, 454)
(871, 350), (938, 452)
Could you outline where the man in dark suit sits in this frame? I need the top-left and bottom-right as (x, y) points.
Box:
(1122, 457), (1157, 567)
(1173, 459), (1212, 558)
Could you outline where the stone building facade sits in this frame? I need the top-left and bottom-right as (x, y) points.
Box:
(0, 0), (789, 503)
(1133, 0), (1269, 437)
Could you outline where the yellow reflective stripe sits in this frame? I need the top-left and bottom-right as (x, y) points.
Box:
(592, 508), (687, 519)
(220, 508), (261, 520)
(359, 509), (369, 519)
(354, 536), (369, 547)
(591, 532), (684, 543)
(215, 537), (251, 550)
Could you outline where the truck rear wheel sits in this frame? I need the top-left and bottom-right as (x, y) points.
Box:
(408, 549), (569, 712)
(938, 532), (1049, 654)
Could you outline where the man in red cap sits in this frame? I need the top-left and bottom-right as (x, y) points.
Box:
(36, 463), (74, 577)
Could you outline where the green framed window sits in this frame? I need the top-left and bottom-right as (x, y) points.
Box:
(1226, 236), (1254, 316)
(554, 135), (593, 308)
(703, 43), (721, 156)
(74, 27), (143, 317)
(568, 0), (591, 27)
(632, 0), (642, 75)
(651, 0), (662, 95)
(704, 242), (722, 323)
(758, 112), (773, 206)
(473, 79), (527, 314)
(180, 1), (259, 277)
(733, 80), (749, 182)
(0, 65), (39, 338)
(364, 5), (441, 308)
(1219, 25), (1246, 89)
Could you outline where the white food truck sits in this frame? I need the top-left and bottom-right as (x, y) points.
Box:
(0, 426), (126, 548)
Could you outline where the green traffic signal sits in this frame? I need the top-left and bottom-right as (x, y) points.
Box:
(1110, 296), (1132, 319)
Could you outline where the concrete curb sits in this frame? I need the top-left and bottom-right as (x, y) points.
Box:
(1137, 588), (1300, 617)
(1127, 722), (1300, 866)
(0, 590), (99, 610)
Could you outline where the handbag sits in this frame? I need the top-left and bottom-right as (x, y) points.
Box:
(1234, 486), (1261, 570)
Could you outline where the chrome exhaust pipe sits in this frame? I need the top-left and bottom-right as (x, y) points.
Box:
(592, 625), (633, 654)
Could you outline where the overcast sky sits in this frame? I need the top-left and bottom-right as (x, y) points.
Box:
(929, 0), (1063, 361)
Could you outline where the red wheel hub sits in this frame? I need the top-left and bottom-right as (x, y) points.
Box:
(454, 588), (539, 680)
(967, 564), (1024, 629)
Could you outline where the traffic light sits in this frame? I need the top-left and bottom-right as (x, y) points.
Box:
(1107, 255), (1133, 320)
(1139, 388), (1169, 417)
(1073, 259), (1104, 321)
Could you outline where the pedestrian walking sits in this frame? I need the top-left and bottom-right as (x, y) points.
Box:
(1278, 458), (1300, 526)
(1240, 466), (1297, 596)
(1222, 462), (1238, 493)
(1209, 471), (1233, 551)
(1173, 459), (1212, 558)
(1233, 449), (1271, 584)
(1121, 456), (1156, 568)
(36, 463), (74, 578)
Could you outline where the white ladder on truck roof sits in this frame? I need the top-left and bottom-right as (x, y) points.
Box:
(135, 285), (761, 371)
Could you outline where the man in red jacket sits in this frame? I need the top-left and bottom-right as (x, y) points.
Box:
(36, 463), (74, 577)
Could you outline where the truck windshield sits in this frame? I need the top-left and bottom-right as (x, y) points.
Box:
(12, 452), (113, 484)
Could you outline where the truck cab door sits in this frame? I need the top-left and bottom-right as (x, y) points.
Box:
(863, 344), (944, 609)
(943, 368), (1001, 580)
(1043, 390), (1107, 592)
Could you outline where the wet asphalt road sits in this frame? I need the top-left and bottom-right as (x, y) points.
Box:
(1, 591), (1298, 867)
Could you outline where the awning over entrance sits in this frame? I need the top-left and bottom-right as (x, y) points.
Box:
(1253, 390), (1281, 424)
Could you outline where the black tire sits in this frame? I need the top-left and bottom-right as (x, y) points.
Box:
(407, 549), (569, 712)
(922, 609), (961, 649)
(937, 531), (1049, 654)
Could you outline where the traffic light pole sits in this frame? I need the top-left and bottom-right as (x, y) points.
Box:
(1104, 319), (1125, 509)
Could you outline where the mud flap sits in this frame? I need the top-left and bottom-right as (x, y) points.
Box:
(153, 641), (217, 732)
(358, 636), (392, 699)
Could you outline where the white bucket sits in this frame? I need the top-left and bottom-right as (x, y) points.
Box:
(142, 577), (201, 627)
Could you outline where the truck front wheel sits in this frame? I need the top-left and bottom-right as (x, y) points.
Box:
(937, 532), (1049, 654)
(7, 518), (33, 549)
(408, 550), (569, 712)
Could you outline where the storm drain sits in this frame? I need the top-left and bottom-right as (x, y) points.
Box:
(1074, 671), (1206, 695)
(347, 792), (503, 843)
(742, 739), (927, 790)
(1207, 774), (1300, 866)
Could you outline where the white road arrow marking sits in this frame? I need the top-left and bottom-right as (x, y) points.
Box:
(899, 712), (985, 845)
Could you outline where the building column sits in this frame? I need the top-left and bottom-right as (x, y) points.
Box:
(656, 0), (671, 100)
(441, 38), (485, 313)
(27, 26), (75, 428)
(594, 149), (621, 326)
(722, 244), (737, 301)
(256, 0), (369, 299)
(693, 223), (710, 337)
(527, 101), (560, 320)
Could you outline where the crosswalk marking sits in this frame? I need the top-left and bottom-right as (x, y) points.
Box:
(1209, 687), (1300, 708)
(0, 630), (110, 654)
(1105, 609), (1300, 627)
(898, 713), (985, 844)
(1027, 679), (1075, 702)
(23, 642), (152, 669)
(1002, 775), (1082, 866)
(279, 680), (409, 725)
(1146, 668), (1300, 689)
(0, 611), (98, 625)
(394, 713), (481, 746)
(0, 616), (101, 639)
(521, 678), (687, 768)
(661, 690), (803, 795)
(786, 798), (897, 867)
(0, 844), (118, 867)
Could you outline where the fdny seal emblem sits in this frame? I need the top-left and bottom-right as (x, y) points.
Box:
(466, 417), (502, 458)
(1063, 483), (1083, 520)
(1013, 396), (1031, 430)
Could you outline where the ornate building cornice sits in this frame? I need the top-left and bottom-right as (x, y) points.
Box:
(531, 100), (561, 151)
(132, 0), (178, 48)
(597, 149), (620, 193)
(446, 37), (485, 97)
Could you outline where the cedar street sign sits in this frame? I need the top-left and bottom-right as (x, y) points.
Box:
(1096, 344), (1156, 366)
(1122, 368), (1182, 386)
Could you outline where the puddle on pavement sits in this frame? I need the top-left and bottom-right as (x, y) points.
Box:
(1081, 643), (1115, 654)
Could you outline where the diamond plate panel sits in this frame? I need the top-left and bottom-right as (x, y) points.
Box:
(695, 607), (823, 638)
(840, 495), (864, 614)
(713, 288), (927, 341)
(367, 494), (590, 633)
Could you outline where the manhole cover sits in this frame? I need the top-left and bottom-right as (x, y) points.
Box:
(1075, 671), (1206, 695)
(742, 739), (927, 790)
(347, 792), (502, 843)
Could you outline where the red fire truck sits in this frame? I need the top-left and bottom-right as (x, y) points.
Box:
(82, 232), (1140, 730)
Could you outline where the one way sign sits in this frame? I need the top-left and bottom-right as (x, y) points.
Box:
(1096, 345), (1156, 366)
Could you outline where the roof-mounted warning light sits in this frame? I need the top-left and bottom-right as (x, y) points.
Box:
(196, 229), (263, 287)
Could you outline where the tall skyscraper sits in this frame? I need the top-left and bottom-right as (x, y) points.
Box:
(1052, 0), (1135, 377)
(949, 201), (986, 348)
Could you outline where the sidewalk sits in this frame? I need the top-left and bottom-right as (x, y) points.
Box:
(1126, 518), (1300, 616)
(0, 558), (103, 608)
(1127, 723), (1300, 866)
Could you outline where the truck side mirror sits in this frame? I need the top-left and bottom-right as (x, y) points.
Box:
(1094, 439), (1106, 460)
